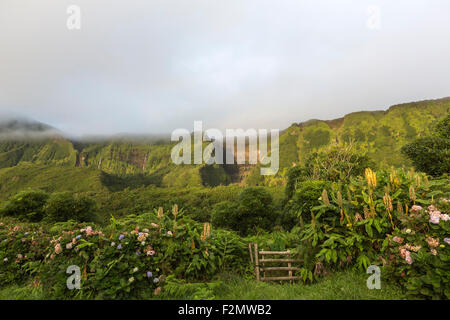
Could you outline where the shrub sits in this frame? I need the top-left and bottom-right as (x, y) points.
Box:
(290, 180), (331, 223)
(384, 200), (450, 299)
(285, 166), (309, 200)
(304, 143), (374, 182)
(0, 190), (49, 222)
(211, 201), (238, 231)
(284, 143), (374, 201)
(44, 192), (97, 222)
(401, 114), (450, 177)
(212, 187), (276, 236)
(296, 168), (449, 288)
(401, 136), (449, 177)
(0, 207), (249, 299)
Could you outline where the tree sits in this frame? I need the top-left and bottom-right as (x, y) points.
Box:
(285, 141), (373, 200)
(401, 114), (450, 176)
(44, 192), (97, 222)
(211, 187), (276, 236)
(0, 190), (49, 221)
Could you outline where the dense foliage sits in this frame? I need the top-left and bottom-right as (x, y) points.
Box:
(294, 168), (450, 298)
(401, 114), (450, 176)
(0, 190), (98, 223)
(0, 190), (49, 222)
(285, 143), (374, 200)
(43, 192), (98, 223)
(212, 187), (292, 236)
(0, 206), (249, 299)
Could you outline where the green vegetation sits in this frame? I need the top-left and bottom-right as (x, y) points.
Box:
(0, 269), (405, 300)
(1, 98), (448, 186)
(212, 187), (288, 236)
(0, 190), (49, 222)
(401, 114), (450, 176)
(43, 192), (98, 223)
(0, 98), (448, 300)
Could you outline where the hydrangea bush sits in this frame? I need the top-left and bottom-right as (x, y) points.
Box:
(0, 205), (249, 299)
(384, 201), (450, 299)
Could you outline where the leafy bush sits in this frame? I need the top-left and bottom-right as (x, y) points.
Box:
(401, 114), (450, 176)
(401, 136), (449, 177)
(0, 190), (49, 222)
(44, 192), (98, 222)
(304, 143), (375, 182)
(0, 219), (51, 284)
(384, 201), (450, 299)
(296, 168), (449, 288)
(212, 187), (277, 236)
(0, 205), (249, 299)
(284, 143), (374, 201)
(290, 180), (331, 224)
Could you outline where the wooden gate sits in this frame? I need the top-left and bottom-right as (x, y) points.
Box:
(248, 242), (303, 282)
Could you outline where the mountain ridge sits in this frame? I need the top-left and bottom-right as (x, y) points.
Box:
(0, 96), (448, 187)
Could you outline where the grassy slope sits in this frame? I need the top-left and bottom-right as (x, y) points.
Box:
(0, 163), (106, 201)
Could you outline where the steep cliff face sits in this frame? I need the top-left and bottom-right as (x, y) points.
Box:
(0, 97), (448, 187)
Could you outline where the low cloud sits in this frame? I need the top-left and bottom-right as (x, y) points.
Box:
(0, 0), (449, 136)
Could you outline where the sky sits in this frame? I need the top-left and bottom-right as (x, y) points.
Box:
(0, 0), (450, 137)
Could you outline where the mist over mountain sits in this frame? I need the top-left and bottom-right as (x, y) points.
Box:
(0, 117), (61, 140)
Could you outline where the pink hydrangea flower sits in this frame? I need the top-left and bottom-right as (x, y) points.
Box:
(55, 243), (62, 254)
(411, 205), (422, 212)
(85, 226), (93, 236)
(392, 236), (404, 244)
(429, 216), (440, 224)
(405, 250), (413, 264)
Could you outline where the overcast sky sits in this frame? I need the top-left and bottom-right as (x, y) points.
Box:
(0, 0), (449, 136)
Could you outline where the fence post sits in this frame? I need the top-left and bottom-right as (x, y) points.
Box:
(287, 249), (292, 283)
(254, 243), (260, 282)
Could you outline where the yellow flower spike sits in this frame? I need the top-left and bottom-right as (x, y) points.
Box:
(157, 207), (164, 219)
(200, 222), (211, 241)
(321, 189), (330, 206)
(172, 204), (178, 217)
(336, 191), (343, 208)
(409, 185), (416, 205)
(383, 193), (395, 229)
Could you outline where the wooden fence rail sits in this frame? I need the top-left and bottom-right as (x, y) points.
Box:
(248, 242), (303, 282)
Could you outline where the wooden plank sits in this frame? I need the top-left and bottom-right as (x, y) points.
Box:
(248, 243), (254, 266)
(261, 276), (303, 281)
(260, 259), (303, 263)
(254, 243), (260, 282)
(259, 251), (291, 255)
(260, 267), (301, 271)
